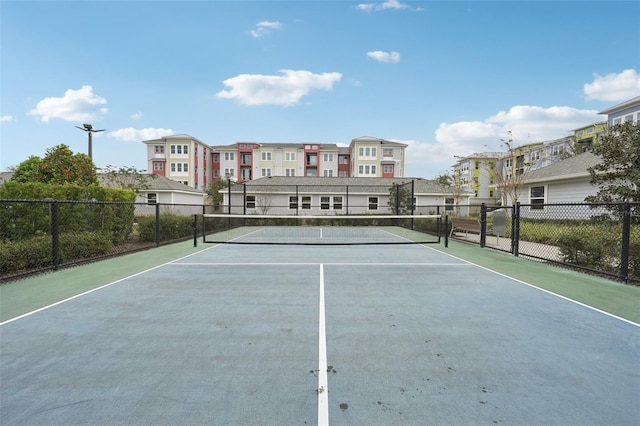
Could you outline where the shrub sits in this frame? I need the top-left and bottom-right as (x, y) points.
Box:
(136, 213), (194, 243)
(0, 232), (113, 276)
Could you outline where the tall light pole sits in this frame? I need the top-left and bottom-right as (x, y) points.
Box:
(75, 123), (105, 159)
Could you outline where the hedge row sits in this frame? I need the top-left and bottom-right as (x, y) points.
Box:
(0, 182), (136, 244)
(136, 213), (195, 243)
(0, 232), (113, 275)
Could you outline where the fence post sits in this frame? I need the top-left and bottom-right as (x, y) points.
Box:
(480, 203), (487, 248)
(444, 214), (449, 248)
(243, 183), (247, 216)
(619, 202), (631, 282)
(51, 201), (60, 271)
(512, 202), (520, 257)
(345, 186), (349, 215)
(155, 203), (160, 247)
(193, 214), (198, 247)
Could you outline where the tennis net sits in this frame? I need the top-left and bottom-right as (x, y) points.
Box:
(201, 214), (443, 245)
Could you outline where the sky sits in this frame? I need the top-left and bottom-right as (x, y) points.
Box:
(1, 0), (639, 179)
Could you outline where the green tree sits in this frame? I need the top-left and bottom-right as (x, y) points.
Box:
(585, 121), (640, 208)
(387, 182), (414, 214)
(206, 177), (230, 211)
(11, 144), (98, 186)
(11, 156), (44, 183)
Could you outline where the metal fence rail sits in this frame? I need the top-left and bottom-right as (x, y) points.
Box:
(1, 198), (638, 285)
(448, 202), (639, 284)
(0, 199), (214, 283)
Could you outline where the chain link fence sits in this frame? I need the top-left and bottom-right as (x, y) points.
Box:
(0, 199), (214, 283)
(448, 202), (640, 284)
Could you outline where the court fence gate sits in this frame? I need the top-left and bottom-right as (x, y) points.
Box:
(447, 202), (640, 284)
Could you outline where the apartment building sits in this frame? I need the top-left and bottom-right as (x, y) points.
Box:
(599, 96), (640, 126)
(572, 122), (607, 153)
(143, 134), (211, 189)
(453, 137), (575, 205)
(144, 136), (407, 188)
(349, 136), (407, 178)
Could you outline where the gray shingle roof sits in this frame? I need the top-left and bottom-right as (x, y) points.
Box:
(526, 152), (601, 183)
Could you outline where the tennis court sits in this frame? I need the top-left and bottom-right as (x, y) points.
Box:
(1, 218), (639, 425)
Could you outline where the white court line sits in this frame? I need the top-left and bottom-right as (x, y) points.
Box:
(421, 245), (640, 328)
(0, 245), (220, 326)
(317, 264), (329, 426)
(170, 262), (473, 266)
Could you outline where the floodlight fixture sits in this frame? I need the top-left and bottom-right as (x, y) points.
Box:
(75, 123), (106, 159)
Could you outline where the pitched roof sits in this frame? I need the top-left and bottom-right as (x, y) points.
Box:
(598, 96), (640, 115)
(526, 152), (601, 183)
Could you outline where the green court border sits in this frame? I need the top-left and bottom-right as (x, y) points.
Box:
(1, 239), (639, 324)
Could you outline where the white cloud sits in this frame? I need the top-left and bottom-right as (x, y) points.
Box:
(399, 105), (603, 177)
(131, 111), (143, 120)
(583, 69), (640, 102)
(108, 127), (174, 142)
(357, 0), (410, 12)
(367, 50), (400, 63)
(215, 69), (342, 106)
(28, 85), (108, 123)
(250, 20), (282, 38)
(0, 115), (15, 123)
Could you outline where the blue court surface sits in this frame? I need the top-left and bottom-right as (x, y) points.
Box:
(1, 243), (639, 425)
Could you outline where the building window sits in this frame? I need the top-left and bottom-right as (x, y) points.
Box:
(183, 145), (188, 155)
(321, 196), (330, 210)
(153, 162), (164, 171)
(383, 148), (393, 157)
(213, 153), (220, 162)
(147, 193), (157, 205)
(323, 170), (334, 177)
(301, 196), (311, 209)
(445, 197), (454, 211)
(224, 168), (235, 177)
(261, 152), (272, 161)
(286, 152), (296, 161)
(358, 147), (377, 158)
(154, 145), (164, 154)
(383, 165), (393, 173)
(624, 114), (633, 122)
(246, 195), (256, 209)
(323, 153), (334, 162)
(333, 196), (343, 210)
(530, 151), (540, 161)
(530, 186), (545, 209)
(289, 196), (298, 209)
(613, 117), (622, 125)
(286, 168), (296, 177)
(339, 156), (349, 164)
(224, 152), (235, 161)
(368, 196), (378, 210)
(338, 171), (348, 177)
(261, 168), (272, 177)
